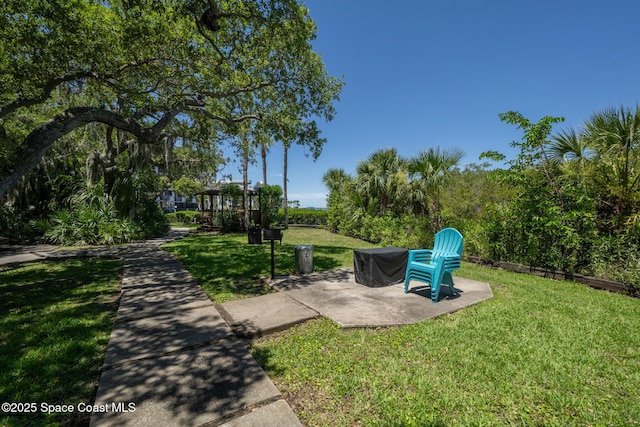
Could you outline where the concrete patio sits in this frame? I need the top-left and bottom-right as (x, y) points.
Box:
(218, 268), (493, 337)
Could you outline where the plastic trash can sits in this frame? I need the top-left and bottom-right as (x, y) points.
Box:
(294, 245), (313, 274)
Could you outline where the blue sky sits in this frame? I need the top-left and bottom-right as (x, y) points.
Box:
(221, 0), (640, 208)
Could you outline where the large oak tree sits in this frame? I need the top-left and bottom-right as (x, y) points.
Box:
(0, 0), (342, 200)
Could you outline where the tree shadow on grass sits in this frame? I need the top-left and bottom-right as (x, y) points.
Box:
(0, 259), (121, 427)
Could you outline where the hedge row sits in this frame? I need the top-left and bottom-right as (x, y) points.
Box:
(167, 209), (327, 227)
(282, 208), (327, 226)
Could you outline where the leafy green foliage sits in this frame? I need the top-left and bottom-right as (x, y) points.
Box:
(470, 109), (640, 286)
(259, 184), (283, 228)
(0, 205), (39, 243)
(171, 176), (205, 200)
(285, 208), (327, 226)
(323, 147), (464, 246)
(166, 211), (200, 225)
(0, 0), (344, 244)
(45, 194), (137, 246)
(215, 210), (244, 232)
(590, 226), (640, 295)
(44, 183), (168, 245)
(407, 146), (465, 231)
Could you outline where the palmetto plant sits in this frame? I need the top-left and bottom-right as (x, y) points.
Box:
(550, 128), (592, 163)
(552, 106), (640, 227)
(45, 185), (139, 245)
(549, 128), (594, 192)
(584, 106), (640, 224)
(355, 148), (408, 216)
(407, 146), (464, 232)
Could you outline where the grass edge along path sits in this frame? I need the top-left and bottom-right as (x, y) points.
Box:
(251, 263), (640, 426)
(0, 258), (122, 427)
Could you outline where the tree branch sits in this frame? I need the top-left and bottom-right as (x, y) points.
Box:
(0, 107), (175, 199)
(0, 71), (95, 119)
(184, 105), (261, 126)
(0, 58), (170, 119)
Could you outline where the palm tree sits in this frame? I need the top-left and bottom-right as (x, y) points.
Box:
(355, 148), (408, 216)
(583, 105), (640, 224)
(322, 168), (351, 193)
(550, 128), (592, 163)
(550, 128), (593, 190)
(407, 146), (464, 232)
(255, 130), (273, 185)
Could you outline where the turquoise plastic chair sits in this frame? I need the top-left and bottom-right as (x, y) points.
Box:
(404, 228), (464, 302)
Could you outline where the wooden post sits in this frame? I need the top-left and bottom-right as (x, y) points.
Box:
(270, 239), (275, 279)
(199, 194), (204, 223)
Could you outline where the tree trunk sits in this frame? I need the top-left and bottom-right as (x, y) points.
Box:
(283, 143), (289, 229)
(0, 106), (178, 200)
(431, 198), (443, 233)
(242, 136), (250, 231)
(103, 126), (127, 195)
(261, 143), (268, 185)
(165, 135), (175, 181)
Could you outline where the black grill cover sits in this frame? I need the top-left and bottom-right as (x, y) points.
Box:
(353, 247), (408, 287)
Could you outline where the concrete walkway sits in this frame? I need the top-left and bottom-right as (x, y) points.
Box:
(90, 230), (302, 427)
(0, 243), (58, 264)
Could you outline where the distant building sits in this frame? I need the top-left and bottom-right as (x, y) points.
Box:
(158, 190), (199, 213)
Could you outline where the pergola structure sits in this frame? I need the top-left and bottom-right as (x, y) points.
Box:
(196, 183), (260, 231)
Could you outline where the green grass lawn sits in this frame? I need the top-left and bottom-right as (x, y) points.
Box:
(163, 227), (377, 304)
(252, 263), (640, 426)
(0, 259), (122, 427)
(166, 228), (640, 426)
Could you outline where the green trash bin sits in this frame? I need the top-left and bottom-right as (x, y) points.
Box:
(294, 245), (313, 274)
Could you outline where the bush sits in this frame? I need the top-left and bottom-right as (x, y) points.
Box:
(259, 184), (283, 228)
(328, 213), (428, 249)
(134, 197), (170, 239)
(166, 211), (200, 224)
(0, 206), (37, 243)
(590, 230), (640, 295)
(44, 184), (169, 245)
(284, 208), (328, 226)
(214, 210), (243, 232)
(45, 197), (139, 246)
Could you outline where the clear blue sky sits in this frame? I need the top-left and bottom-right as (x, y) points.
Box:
(220, 0), (640, 208)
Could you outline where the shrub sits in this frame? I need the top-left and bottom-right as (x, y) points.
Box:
(259, 184), (283, 228)
(590, 231), (640, 295)
(45, 198), (139, 246)
(284, 208), (328, 226)
(134, 197), (169, 239)
(214, 210), (243, 232)
(166, 211), (200, 224)
(0, 206), (37, 243)
(45, 184), (168, 245)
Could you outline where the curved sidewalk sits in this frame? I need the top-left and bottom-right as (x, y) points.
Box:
(90, 230), (302, 427)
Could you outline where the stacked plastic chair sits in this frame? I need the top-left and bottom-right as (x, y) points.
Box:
(403, 228), (464, 303)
